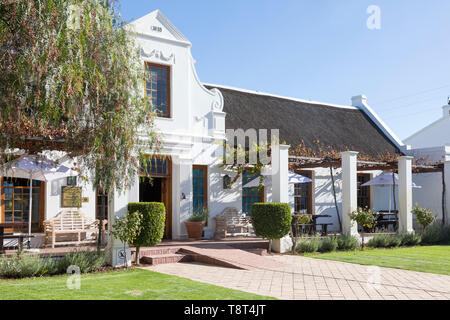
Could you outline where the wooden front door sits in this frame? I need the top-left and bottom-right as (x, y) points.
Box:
(139, 157), (172, 239)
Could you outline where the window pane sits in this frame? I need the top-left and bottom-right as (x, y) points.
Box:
(146, 64), (170, 117)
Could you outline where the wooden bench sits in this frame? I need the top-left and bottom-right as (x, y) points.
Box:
(44, 210), (104, 248)
(214, 207), (251, 238)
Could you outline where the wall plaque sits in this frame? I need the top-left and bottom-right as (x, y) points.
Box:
(62, 186), (82, 208)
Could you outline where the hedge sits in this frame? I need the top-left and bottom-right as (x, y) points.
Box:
(250, 203), (292, 241)
(128, 202), (166, 250)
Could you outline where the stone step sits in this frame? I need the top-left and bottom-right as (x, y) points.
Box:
(242, 248), (268, 256)
(137, 247), (180, 257)
(140, 253), (191, 266)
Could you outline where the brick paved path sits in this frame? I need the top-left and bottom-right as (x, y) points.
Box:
(143, 255), (450, 300)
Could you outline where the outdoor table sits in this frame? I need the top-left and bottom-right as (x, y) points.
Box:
(375, 211), (399, 231)
(312, 215), (332, 235)
(293, 214), (332, 236)
(0, 223), (33, 254)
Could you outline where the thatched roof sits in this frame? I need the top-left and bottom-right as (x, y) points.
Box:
(206, 85), (401, 157)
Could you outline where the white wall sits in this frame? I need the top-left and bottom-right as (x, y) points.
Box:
(405, 105), (450, 149)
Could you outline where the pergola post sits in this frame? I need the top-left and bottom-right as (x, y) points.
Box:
(272, 144), (290, 203)
(341, 151), (359, 237)
(444, 161), (450, 225)
(271, 144), (292, 253)
(398, 156), (414, 233)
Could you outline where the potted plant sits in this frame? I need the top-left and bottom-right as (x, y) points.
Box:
(185, 207), (209, 240)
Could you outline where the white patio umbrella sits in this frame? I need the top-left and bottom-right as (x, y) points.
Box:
(361, 171), (421, 212)
(1, 155), (75, 237)
(243, 171), (312, 188)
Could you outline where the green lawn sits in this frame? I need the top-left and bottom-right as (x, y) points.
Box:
(0, 269), (275, 300)
(304, 245), (450, 276)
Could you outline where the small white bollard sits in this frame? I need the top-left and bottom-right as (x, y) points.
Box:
(271, 235), (293, 253)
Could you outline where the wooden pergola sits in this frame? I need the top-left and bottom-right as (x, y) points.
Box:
(289, 155), (443, 173)
(288, 154), (446, 228)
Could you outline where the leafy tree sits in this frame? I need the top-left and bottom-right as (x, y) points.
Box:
(290, 213), (312, 253)
(109, 210), (142, 268)
(412, 203), (435, 232)
(349, 207), (378, 249)
(0, 0), (160, 194)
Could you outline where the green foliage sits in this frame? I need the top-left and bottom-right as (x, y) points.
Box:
(0, 0), (160, 194)
(421, 224), (448, 245)
(368, 234), (402, 248)
(336, 234), (360, 251)
(412, 204), (435, 230)
(187, 207), (209, 223)
(399, 233), (422, 246)
(57, 251), (106, 274)
(318, 237), (338, 253)
(110, 210), (143, 247)
(250, 203), (292, 240)
(349, 207), (378, 230)
(297, 214), (312, 225)
(0, 251), (106, 279)
(297, 237), (320, 253)
(128, 202), (166, 248)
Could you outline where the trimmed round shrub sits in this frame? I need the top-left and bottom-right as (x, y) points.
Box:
(318, 237), (338, 253)
(297, 238), (320, 253)
(399, 233), (421, 246)
(128, 202), (166, 249)
(250, 203), (292, 241)
(337, 234), (359, 251)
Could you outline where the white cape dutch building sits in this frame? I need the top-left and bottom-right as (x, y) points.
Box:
(1, 10), (415, 251)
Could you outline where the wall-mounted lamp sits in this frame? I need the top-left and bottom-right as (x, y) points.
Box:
(67, 176), (77, 186)
(181, 193), (186, 200)
(223, 175), (231, 190)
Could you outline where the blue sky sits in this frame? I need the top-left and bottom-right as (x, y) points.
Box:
(119, 0), (450, 140)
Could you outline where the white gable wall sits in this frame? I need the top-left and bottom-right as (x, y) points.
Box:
(405, 105), (450, 149)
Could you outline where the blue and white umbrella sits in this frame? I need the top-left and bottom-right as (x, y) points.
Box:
(361, 171), (421, 212)
(1, 155), (74, 237)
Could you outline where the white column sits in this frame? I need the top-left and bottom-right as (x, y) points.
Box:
(341, 151), (359, 237)
(271, 144), (292, 253)
(171, 156), (182, 240)
(398, 156), (414, 233)
(106, 188), (132, 268)
(272, 144), (290, 203)
(444, 161), (450, 226)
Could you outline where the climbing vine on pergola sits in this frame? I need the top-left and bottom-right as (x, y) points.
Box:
(221, 139), (445, 229)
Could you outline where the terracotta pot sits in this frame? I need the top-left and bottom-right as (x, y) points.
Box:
(184, 221), (205, 240)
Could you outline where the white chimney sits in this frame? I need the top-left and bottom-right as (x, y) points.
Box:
(443, 104), (450, 118)
(351, 95), (367, 108)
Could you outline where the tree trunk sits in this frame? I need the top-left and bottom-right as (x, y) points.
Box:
(329, 161), (342, 233)
(123, 243), (128, 270)
(97, 217), (103, 254)
(135, 246), (140, 265)
(268, 239), (272, 254)
(392, 168), (397, 211)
